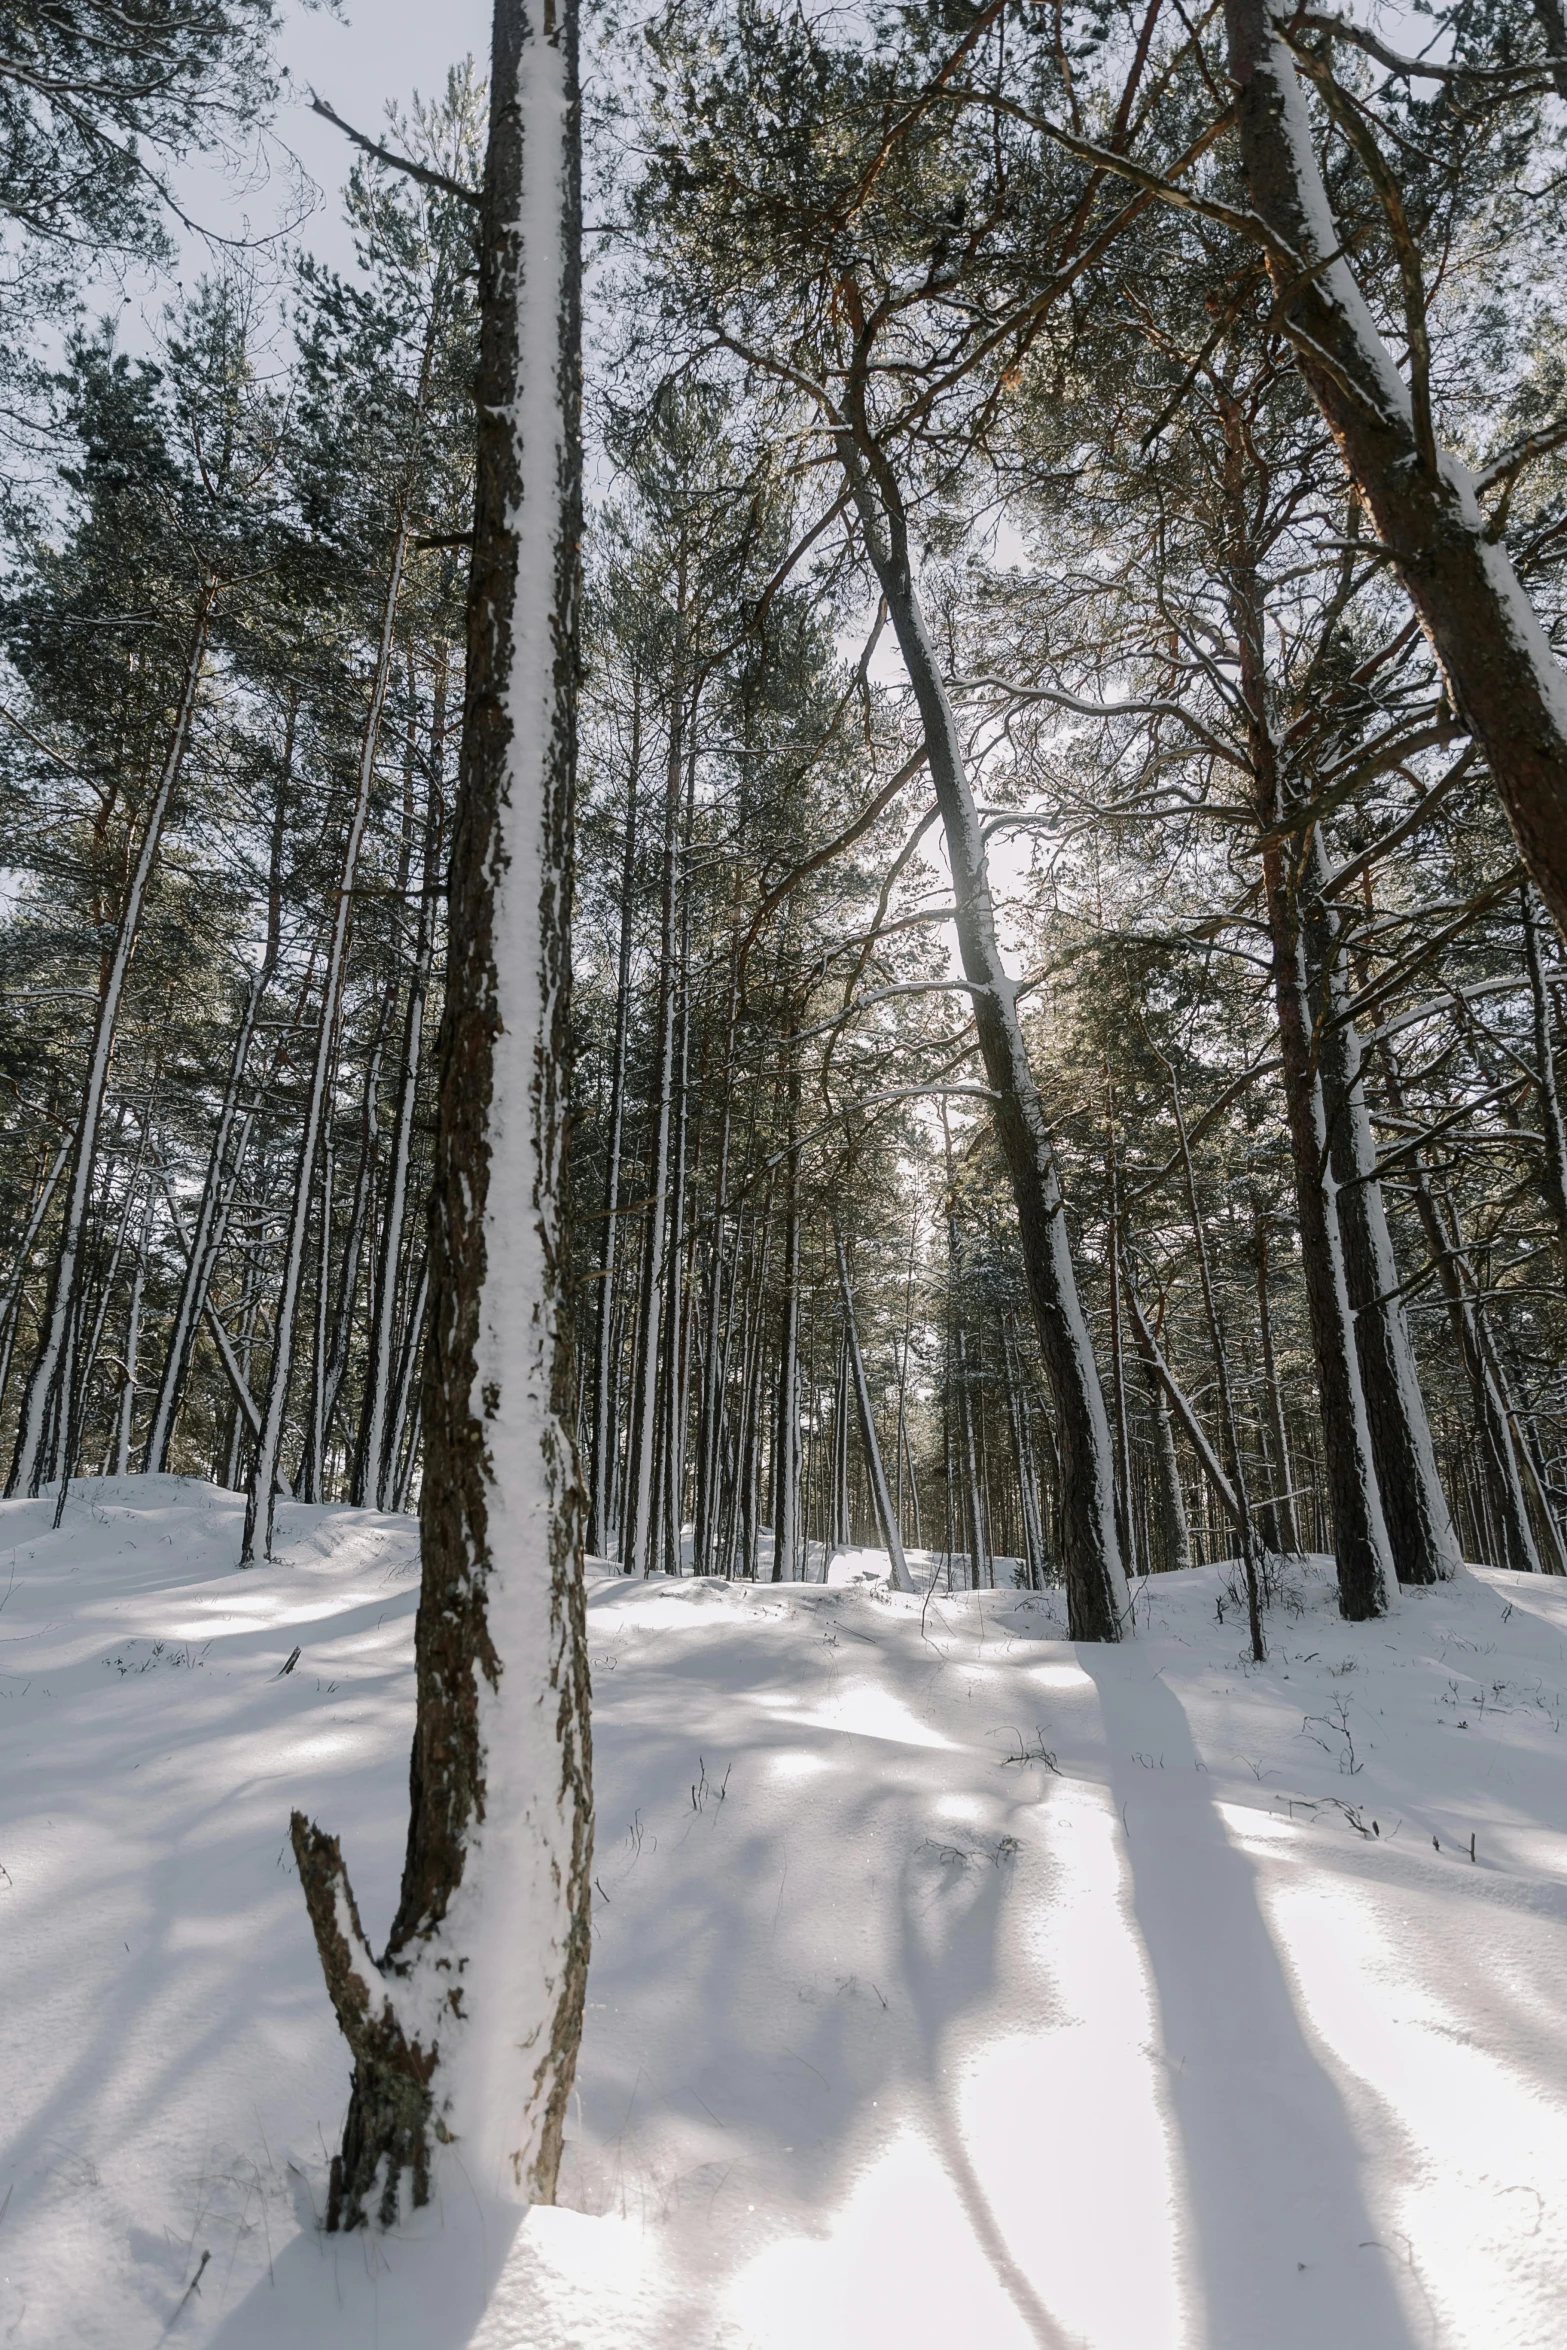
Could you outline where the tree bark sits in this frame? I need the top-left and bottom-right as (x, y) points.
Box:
(1225, 0), (1567, 940)
(1303, 844), (1460, 1583)
(834, 1229), (915, 1592)
(839, 445), (1126, 1639)
(290, 0), (591, 2228)
(586, 687), (639, 1555)
(8, 591), (212, 1496)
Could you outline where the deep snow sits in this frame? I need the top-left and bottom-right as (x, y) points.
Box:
(4, 1479), (1567, 2348)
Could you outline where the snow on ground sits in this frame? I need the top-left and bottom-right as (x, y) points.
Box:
(4, 1480), (1567, 2348)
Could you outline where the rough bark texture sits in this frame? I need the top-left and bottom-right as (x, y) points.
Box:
(1225, 0), (1567, 942)
(293, 0), (591, 2228)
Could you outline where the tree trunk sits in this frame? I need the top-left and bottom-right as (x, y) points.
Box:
(1252, 1210), (1299, 1555)
(587, 686), (639, 1555)
(0, 1136), (72, 1439)
(9, 591), (212, 1496)
(1263, 843), (1395, 1617)
(840, 446), (1126, 1639)
(1522, 885), (1567, 1275)
(290, 0), (591, 2227)
(1225, 0), (1567, 940)
(113, 1187), (152, 1476)
(620, 655), (683, 1578)
(1304, 842), (1460, 1583)
(772, 1071), (801, 1583)
(241, 518), (407, 1561)
(144, 692), (291, 1474)
(355, 738), (444, 1510)
(834, 1230), (915, 1592)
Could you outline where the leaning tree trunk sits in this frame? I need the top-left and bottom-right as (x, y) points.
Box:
(839, 444), (1127, 1640)
(289, 0), (591, 2229)
(1224, 0), (1567, 940)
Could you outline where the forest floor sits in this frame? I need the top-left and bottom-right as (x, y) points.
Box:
(3, 1479), (1567, 2349)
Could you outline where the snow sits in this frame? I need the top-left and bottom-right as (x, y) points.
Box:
(5, 1478), (1567, 2347)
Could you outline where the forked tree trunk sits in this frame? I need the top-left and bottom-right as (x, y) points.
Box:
(289, 0), (591, 2227)
(1225, 0), (1567, 940)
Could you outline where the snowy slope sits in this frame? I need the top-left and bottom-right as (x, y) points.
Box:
(3, 1480), (1567, 2349)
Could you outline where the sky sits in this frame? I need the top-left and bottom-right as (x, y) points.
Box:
(76, 0), (493, 335)
(272, 0), (494, 271)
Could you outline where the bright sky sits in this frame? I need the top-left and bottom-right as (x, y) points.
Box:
(74, 0), (493, 335)
(274, 0), (493, 271)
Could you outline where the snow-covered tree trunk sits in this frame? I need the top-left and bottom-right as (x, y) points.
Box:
(833, 1229), (915, 1593)
(1221, 402), (1393, 1620)
(842, 449), (1127, 1638)
(8, 593), (211, 1497)
(1225, 0), (1567, 941)
(289, 0), (591, 2226)
(1304, 846), (1460, 1583)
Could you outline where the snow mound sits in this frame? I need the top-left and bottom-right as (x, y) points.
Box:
(4, 1482), (1567, 2347)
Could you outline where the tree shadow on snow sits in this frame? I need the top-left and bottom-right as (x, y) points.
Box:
(200, 2189), (522, 2348)
(893, 1826), (1079, 2350)
(1083, 1652), (1422, 2350)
